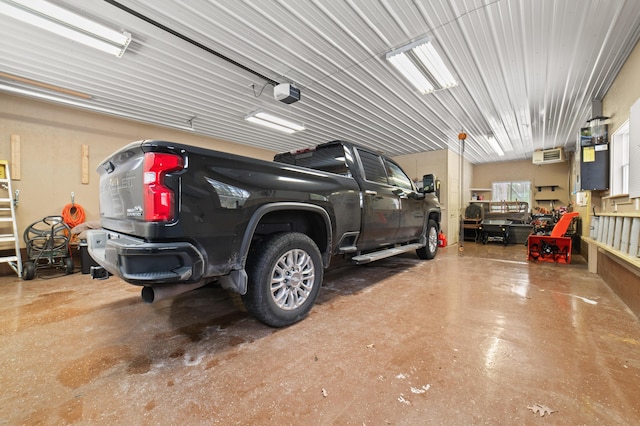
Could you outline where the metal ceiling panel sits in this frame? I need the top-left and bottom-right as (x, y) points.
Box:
(1, 0), (640, 163)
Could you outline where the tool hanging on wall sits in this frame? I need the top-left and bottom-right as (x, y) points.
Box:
(61, 192), (86, 231)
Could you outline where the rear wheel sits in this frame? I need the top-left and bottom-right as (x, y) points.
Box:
(64, 257), (74, 274)
(242, 232), (323, 327)
(416, 219), (438, 260)
(23, 261), (36, 280)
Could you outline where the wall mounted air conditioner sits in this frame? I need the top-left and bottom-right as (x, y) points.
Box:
(532, 148), (565, 164)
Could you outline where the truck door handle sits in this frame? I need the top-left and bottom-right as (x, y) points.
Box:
(365, 190), (377, 196)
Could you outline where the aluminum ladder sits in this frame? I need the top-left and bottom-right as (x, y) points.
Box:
(0, 160), (21, 277)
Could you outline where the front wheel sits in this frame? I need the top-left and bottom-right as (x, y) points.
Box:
(64, 257), (74, 274)
(23, 261), (36, 280)
(416, 219), (438, 260)
(242, 232), (323, 327)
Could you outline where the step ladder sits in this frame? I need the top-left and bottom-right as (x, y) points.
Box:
(0, 160), (22, 277)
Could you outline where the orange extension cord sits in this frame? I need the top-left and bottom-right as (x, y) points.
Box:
(61, 203), (86, 229)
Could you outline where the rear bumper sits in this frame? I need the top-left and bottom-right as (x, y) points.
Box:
(86, 229), (205, 285)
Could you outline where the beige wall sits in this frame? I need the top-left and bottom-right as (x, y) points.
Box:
(394, 148), (451, 239)
(595, 38), (640, 216)
(603, 40), (640, 136)
(0, 93), (275, 248)
(474, 158), (571, 210)
(394, 144), (473, 245)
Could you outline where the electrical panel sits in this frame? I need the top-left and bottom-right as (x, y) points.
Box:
(580, 123), (609, 191)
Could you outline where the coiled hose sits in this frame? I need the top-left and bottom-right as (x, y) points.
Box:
(61, 203), (86, 229)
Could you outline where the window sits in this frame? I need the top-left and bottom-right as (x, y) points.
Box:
(274, 144), (350, 176)
(385, 160), (414, 190)
(492, 181), (531, 205)
(610, 120), (629, 196)
(357, 149), (388, 185)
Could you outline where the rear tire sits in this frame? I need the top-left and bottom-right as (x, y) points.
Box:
(23, 261), (36, 280)
(242, 232), (323, 327)
(64, 257), (74, 274)
(416, 219), (438, 260)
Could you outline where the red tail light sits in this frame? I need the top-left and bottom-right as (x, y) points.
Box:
(143, 152), (183, 222)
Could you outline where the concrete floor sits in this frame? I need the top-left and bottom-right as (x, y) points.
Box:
(1, 242), (639, 425)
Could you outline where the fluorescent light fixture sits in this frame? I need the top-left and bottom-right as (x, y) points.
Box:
(386, 36), (457, 94)
(244, 110), (305, 134)
(487, 136), (505, 156)
(387, 53), (434, 94)
(0, 0), (131, 57)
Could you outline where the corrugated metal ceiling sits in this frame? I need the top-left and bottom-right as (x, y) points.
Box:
(1, 0), (640, 163)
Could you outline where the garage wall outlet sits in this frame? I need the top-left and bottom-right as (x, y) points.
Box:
(274, 83), (301, 104)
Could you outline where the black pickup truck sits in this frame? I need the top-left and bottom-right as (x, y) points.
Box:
(87, 140), (441, 326)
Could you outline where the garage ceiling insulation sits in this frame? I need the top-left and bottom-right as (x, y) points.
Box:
(1, 0), (640, 164)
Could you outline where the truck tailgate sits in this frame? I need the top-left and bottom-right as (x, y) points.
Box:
(98, 141), (145, 223)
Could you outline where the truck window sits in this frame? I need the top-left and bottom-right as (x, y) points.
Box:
(274, 145), (349, 175)
(385, 160), (414, 190)
(357, 150), (388, 185)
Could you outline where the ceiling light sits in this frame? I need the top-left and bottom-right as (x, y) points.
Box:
(244, 110), (305, 134)
(0, 0), (131, 57)
(386, 36), (457, 94)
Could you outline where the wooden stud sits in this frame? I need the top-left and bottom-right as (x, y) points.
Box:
(10, 135), (21, 180)
(0, 71), (92, 99)
(81, 144), (89, 184)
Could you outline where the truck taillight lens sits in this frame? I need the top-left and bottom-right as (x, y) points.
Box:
(143, 152), (183, 222)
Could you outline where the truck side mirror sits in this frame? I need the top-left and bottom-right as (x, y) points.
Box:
(423, 174), (436, 193)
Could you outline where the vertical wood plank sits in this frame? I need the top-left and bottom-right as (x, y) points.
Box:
(613, 216), (623, 250)
(621, 217), (631, 254)
(10, 135), (21, 180)
(589, 216), (599, 239)
(588, 241), (598, 273)
(630, 218), (640, 257)
(598, 216), (608, 243)
(81, 144), (89, 184)
(606, 216), (616, 246)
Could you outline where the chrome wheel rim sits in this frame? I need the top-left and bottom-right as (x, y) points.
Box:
(428, 226), (438, 253)
(270, 248), (315, 310)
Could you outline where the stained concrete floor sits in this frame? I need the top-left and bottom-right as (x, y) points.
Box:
(1, 242), (639, 425)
